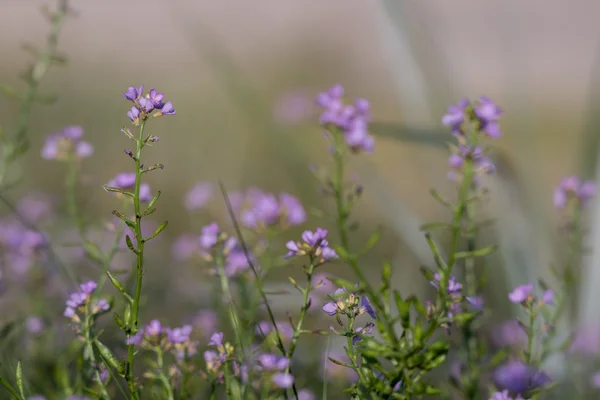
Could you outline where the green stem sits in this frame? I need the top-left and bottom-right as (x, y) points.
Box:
(66, 151), (86, 236)
(125, 120), (147, 400)
(526, 305), (535, 364)
(156, 347), (174, 400)
(330, 130), (398, 347)
(84, 305), (110, 399)
(287, 259), (316, 365)
(215, 252), (244, 355)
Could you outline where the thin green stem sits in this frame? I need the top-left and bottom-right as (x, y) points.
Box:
(526, 305), (536, 364)
(125, 121), (147, 400)
(330, 131), (398, 347)
(84, 306), (110, 399)
(287, 259), (316, 365)
(216, 252), (245, 355)
(66, 151), (86, 236)
(155, 347), (174, 400)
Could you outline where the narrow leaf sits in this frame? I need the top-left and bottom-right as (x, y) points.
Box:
(15, 362), (24, 399)
(454, 245), (498, 259)
(106, 271), (133, 304)
(143, 221), (168, 242)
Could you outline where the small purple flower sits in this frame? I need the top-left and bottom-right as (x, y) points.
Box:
(26, 317), (44, 334)
(199, 223), (221, 250)
(185, 182), (213, 211)
(322, 302), (338, 316)
(489, 390), (525, 400)
(285, 228), (338, 263)
(167, 325), (192, 344)
(93, 299), (110, 313)
(352, 322), (375, 345)
(298, 389), (315, 400)
(158, 101), (176, 116)
(493, 360), (550, 395)
(442, 98), (469, 134)
(475, 96), (503, 138)
(123, 85), (144, 102)
(553, 176), (596, 209)
(466, 296), (484, 311)
(145, 320), (162, 337)
(147, 89), (165, 108)
(208, 332), (224, 348)
(127, 106), (140, 123)
(508, 283), (534, 304)
(361, 296), (376, 319)
(127, 331), (144, 345)
(80, 281), (97, 295)
(542, 289), (554, 304)
(41, 126), (93, 161)
(272, 372), (294, 389)
(279, 193), (306, 226)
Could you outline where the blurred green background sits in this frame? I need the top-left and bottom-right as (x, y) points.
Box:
(2, 0), (600, 390)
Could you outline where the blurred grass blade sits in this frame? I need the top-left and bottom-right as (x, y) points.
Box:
(370, 122), (448, 149)
(377, 1), (453, 120)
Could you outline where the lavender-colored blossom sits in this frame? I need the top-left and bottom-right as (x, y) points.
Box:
(80, 281), (97, 295)
(322, 302), (338, 316)
(431, 273), (463, 295)
(123, 85), (144, 101)
(285, 228), (337, 263)
(297, 390), (315, 400)
(553, 176), (596, 209)
(279, 193), (307, 226)
(489, 390), (526, 400)
(493, 360), (550, 395)
(93, 299), (110, 313)
(41, 126), (93, 160)
(167, 325), (192, 344)
(353, 322), (375, 345)
(145, 320), (162, 337)
(361, 296), (376, 319)
(316, 84), (375, 153)
(158, 102), (176, 116)
(127, 106), (140, 123)
(542, 289), (554, 304)
(272, 372), (294, 389)
(199, 223), (221, 250)
(508, 283), (534, 304)
(185, 182), (213, 210)
(442, 98), (469, 134)
(466, 296), (484, 311)
(209, 332), (224, 348)
(26, 317), (44, 334)
(148, 89), (165, 108)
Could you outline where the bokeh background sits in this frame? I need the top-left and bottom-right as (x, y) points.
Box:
(2, 0), (600, 397)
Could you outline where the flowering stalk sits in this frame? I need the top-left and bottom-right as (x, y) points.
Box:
(286, 255), (316, 365)
(83, 300), (110, 399)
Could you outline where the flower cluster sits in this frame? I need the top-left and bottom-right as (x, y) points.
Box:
(127, 320), (198, 360)
(492, 360), (550, 396)
(448, 145), (496, 184)
(430, 273), (465, 318)
(203, 332), (235, 381)
(41, 125), (93, 161)
(123, 85), (175, 126)
(231, 189), (306, 231)
(508, 283), (553, 306)
(316, 84), (374, 153)
(255, 353), (294, 389)
(553, 176), (596, 210)
(322, 287), (376, 319)
(442, 97), (503, 139)
(105, 172), (152, 202)
(285, 228), (338, 264)
(63, 281), (109, 323)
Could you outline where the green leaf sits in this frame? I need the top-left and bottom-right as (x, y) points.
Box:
(113, 312), (126, 329)
(103, 185), (133, 197)
(394, 290), (411, 329)
(15, 362), (24, 399)
(94, 340), (121, 371)
(82, 240), (104, 263)
(454, 245), (498, 259)
(328, 357), (354, 369)
(419, 266), (435, 282)
(143, 221), (168, 242)
(0, 373), (22, 400)
(420, 222), (453, 232)
(106, 271), (133, 304)
(112, 210), (135, 230)
(424, 233), (448, 270)
(144, 191), (161, 213)
(430, 189), (451, 208)
(124, 235), (138, 255)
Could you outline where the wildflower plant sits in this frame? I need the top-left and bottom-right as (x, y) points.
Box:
(1, 4), (599, 398)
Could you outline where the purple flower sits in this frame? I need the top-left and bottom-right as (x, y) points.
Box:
(298, 390), (315, 400)
(475, 96), (503, 138)
(41, 126), (93, 161)
(493, 320), (528, 348)
(127, 106), (140, 123)
(279, 193), (307, 226)
(442, 98), (469, 134)
(352, 322), (375, 345)
(489, 390), (526, 400)
(322, 302), (338, 316)
(185, 182), (213, 211)
(208, 332), (224, 348)
(80, 281), (97, 295)
(199, 223), (221, 250)
(553, 176), (596, 209)
(493, 360), (550, 395)
(272, 373), (294, 389)
(145, 320), (162, 337)
(508, 283), (534, 304)
(542, 289), (554, 304)
(285, 228), (338, 263)
(431, 273), (463, 295)
(361, 296), (376, 319)
(316, 85), (375, 153)
(26, 317), (44, 334)
(167, 325), (192, 344)
(158, 101), (176, 116)
(147, 89), (165, 108)
(123, 85), (144, 102)
(93, 299), (110, 313)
